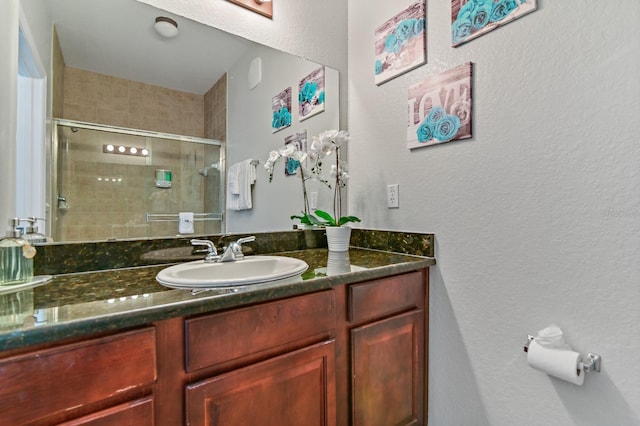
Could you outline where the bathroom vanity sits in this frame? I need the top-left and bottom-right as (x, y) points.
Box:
(0, 236), (434, 425)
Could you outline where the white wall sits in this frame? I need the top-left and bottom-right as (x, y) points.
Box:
(0, 1), (20, 226)
(349, 1), (640, 425)
(225, 46), (340, 232)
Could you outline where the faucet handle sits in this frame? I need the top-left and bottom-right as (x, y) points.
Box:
(190, 239), (219, 262)
(236, 236), (256, 245)
(224, 236), (255, 261)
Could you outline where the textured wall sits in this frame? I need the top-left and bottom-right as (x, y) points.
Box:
(349, 0), (640, 425)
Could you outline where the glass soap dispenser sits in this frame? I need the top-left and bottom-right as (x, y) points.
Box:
(0, 218), (36, 286)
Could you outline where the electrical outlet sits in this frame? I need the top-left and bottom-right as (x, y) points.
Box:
(309, 192), (318, 209)
(387, 184), (399, 208)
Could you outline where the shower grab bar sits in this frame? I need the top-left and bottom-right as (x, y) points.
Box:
(146, 212), (223, 223)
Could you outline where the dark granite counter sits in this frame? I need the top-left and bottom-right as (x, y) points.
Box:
(0, 247), (435, 352)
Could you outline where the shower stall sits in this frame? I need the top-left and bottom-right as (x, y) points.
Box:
(51, 119), (225, 242)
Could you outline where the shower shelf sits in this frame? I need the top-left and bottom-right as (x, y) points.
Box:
(146, 212), (223, 223)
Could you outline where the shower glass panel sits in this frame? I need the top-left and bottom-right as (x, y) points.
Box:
(52, 120), (224, 242)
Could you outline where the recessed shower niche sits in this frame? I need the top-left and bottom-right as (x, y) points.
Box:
(51, 120), (224, 242)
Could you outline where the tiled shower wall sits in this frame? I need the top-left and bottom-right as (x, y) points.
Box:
(54, 126), (222, 242)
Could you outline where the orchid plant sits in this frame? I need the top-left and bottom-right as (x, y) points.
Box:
(264, 143), (327, 223)
(305, 130), (361, 227)
(264, 130), (360, 228)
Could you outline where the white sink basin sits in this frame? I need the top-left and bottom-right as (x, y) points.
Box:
(156, 255), (309, 289)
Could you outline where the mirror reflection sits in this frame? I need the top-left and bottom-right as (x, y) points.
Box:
(18, 0), (340, 243)
(53, 120), (223, 241)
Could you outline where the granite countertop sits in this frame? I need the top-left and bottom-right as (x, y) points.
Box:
(0, 248), (435, 352)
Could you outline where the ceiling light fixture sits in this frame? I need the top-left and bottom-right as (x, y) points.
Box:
(154, 16), (179, 38)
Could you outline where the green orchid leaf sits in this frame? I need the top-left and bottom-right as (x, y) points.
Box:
(337, 216), (361, 226)
(314, 209), (337, 226)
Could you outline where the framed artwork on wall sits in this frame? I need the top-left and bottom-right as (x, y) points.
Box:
(451, 0), (537, 47)
(272, 87), (292, 133)
(407, 62), (473, 149)
(284, 131), (307, 176)
(298, 67), (325, 121)
(374, 1), (426, 85)
(225, 0), (273, 19)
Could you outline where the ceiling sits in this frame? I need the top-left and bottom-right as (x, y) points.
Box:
(47, 0), (256, 94)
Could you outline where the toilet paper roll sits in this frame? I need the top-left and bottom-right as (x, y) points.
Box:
(527, 339), (584, 385)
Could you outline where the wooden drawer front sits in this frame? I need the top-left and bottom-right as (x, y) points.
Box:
(59, 396), (154, 426)
(349, 271), (424, 323)
(0, 328), (156, 425)
(186, 340), (336, 426)
(186, 290), (335, 372)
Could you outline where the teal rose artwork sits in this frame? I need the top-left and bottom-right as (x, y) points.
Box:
(407, 62), (473, 150)
(298, 66), (326, 121)
(374, 1), (426, 85)
(271, 87), (292, 133)
(451, 0), (537, 47)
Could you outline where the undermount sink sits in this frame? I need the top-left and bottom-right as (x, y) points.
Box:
(156, 255), (309, 289)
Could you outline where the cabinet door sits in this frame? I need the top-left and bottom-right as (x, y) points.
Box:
(186, 340), (336, 426)
(351, 310), (424, 426)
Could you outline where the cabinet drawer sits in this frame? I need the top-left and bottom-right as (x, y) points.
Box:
(186, 290), (335, 372)
(349, 271), (424, 323)
(0, 328), (156, 425)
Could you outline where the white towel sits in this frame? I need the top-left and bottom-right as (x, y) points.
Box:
(227, 163), (241, 195)
(178, 212), (194, 234)
(227, 159), (257, 211)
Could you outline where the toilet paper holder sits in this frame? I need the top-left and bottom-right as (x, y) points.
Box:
(523, 335), (602, 373)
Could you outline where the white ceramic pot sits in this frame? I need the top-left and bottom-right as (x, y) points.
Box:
(325, 226), (351, 252)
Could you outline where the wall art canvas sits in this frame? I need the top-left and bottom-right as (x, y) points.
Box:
(298, 67), (325, 121)
(407, 62), (472, 149)
(272, 87), (292, 133)
(284, 131), (307, 176)
(374, 1), (426, 86)
(451, 0), (537, 47)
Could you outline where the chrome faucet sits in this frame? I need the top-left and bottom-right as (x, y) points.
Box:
(218, 236), (256, 262)
(190, 239), (220, 263)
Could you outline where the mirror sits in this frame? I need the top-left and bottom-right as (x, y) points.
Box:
(17, 0), (340, 243)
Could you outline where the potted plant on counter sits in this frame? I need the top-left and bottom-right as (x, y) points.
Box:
(304, 130), (361, 251)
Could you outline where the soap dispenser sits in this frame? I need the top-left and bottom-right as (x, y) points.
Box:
(0, 218), (36, 286)
(22, 217), (48, 244)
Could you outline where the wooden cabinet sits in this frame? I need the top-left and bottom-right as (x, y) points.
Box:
(351, 311), (424, 426)
(0, 328), (156, 425)
(182, 290), (336, 426)
(336, 271), (428, 426)
(186, 340), (335, 426)
(0, 269), (428, 426)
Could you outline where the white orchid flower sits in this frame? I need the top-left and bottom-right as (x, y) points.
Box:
(279, 144), (296, 156)
(291, 150), (307, 163)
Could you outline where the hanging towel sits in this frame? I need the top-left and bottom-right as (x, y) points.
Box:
(227, 163), (241, 195)
(227, 159), (257, 211)
(178, 212), (194, 234)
